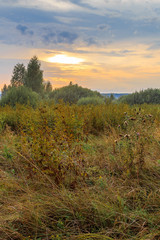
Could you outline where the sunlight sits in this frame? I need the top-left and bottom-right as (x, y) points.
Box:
(47, 54), (84, 64)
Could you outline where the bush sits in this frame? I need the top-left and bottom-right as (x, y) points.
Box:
(49, 83), (102, 104)
(77, 96), (104, 105)
(0, 86), (40, 107)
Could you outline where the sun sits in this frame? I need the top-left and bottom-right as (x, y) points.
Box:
(47, 54), (84, 64)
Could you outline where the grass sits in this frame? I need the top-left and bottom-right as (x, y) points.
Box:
(0, 103), (160, 239)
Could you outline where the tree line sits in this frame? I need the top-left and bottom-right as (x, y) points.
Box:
(2, 56), (160, 107)
(118, 88), (160, 105)
(0, 56), (105, 107)
(2, 56), (52, 96)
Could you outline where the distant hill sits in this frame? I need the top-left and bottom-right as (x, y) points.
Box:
(101, 93), (129, 99)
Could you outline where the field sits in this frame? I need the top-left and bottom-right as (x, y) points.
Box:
(0, 102), (160, 240)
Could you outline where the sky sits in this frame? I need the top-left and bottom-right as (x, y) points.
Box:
(1, 0), (160, 93)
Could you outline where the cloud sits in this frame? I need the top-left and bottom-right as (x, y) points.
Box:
(16, 24), (34, 35)
(85, 37), (98, 46)
(43, 32), (56, 44)
(55, 16), (83, 24)
(105, 50), (129, 57)
(0, 0), (157, 21)
(148, 42), (160, 50)
(16, 24), (28, 34)
(0, 7), (57, 24)
(42, 31), (78, 45)
(143, 54), (153, 59)
(79, 0), (160, 21)
(58, 31), (78, 44)
(1, 0), (160, 51)
(0, 0), (84, 13)
(98, 24), (110, 30)
(1, 0), (160, 22)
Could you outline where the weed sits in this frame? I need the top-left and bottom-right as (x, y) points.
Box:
(0, 103), (160, 239)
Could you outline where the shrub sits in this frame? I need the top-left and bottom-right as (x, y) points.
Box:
(49, 83), (102, 104)
(0, 86), (40, 107)
(0, 102), (160, 239)
(77, 96), (105, 105)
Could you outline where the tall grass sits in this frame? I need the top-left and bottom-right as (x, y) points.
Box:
(0, 103), (160, 239)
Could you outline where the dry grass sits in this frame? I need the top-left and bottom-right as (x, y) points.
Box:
(0, 103), (160, 239)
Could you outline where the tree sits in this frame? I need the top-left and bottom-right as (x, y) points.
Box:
(109, 93), (115, 102)
(1, 84), (8, 97)
(11, 63), (26, 87)
(45, 81), (52, 93)
(118, 88), (160, 105)
(49, 83), (103, 104)
(25, 56), (43, 93)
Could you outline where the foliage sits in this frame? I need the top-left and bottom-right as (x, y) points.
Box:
(11, 63), (26, 87)
(109, 93), (115, 101)
(49, 83), (102, 104)
(40, 81), (53, 99)
(77, 96), (104, 105)
(0, 86), (40, 107)
(24, 56), (43, 93)
(44, 81), (52, 93)
(1, 99), (160, 239)
(1, 84), (10, 97)
(2, 57), (52, 104)
(119, 88), (160, 105)
(1, 56), (160, 239)
(114, 108), (155, 177)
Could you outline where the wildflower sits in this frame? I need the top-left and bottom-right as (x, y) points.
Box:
(124, 121), (128, 125)
(124, 134), (130, 139)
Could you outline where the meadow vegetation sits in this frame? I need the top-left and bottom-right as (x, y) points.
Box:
(0, 101), (160, 240)
(0, 57), (160, 239)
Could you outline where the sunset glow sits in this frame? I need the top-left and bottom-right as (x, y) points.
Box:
(1, 0), (160, 92)
(47, 54), (84, 65)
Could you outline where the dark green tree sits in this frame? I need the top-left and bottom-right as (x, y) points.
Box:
(45, 81), (52, 93)
(118, 88), (160, 105)
(25, 56), (43, 93)
(1, 84), (8, 97)
(49, 83), (102, 104)
(11, 63), (26, 87)
(109, 93), (115, 102)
